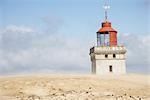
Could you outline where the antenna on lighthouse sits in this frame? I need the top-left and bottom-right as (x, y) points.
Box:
(103, 0), (110, 21)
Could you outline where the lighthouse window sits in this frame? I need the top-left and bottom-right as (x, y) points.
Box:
(113, 54), (116, 58)
(105, 54), (108, 58)
(109, 65), (113, 72)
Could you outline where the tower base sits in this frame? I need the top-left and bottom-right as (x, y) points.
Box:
(90, 46), (126, 75)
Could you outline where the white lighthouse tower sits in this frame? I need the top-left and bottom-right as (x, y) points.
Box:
(89, 1), (127, 75)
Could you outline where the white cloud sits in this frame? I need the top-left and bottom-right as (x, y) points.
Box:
(0, 25), (91, 75)
(0, 25), (37, 51)
(1, 25), (35, 34)
(0, 25), (149, 75)
(119, 33), (150, 74)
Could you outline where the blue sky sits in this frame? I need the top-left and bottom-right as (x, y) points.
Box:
(0, 0), (149, 75)
(0, 0), (149, 35)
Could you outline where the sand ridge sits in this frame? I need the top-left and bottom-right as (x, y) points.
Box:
(0, 74), (149, 100)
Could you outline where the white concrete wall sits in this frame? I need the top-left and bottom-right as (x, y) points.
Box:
(91, 60), (96, 74)
(95, 54), (126, 60)
(95, 60), (126, 75)
(90, 46), (127, 75)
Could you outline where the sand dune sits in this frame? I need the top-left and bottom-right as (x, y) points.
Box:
(0, 74), (150, 100)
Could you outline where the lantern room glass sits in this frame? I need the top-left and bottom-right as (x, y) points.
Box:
(97, 32), (109, 46)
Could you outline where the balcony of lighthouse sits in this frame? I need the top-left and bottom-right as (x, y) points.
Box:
(90, 46), (126, 55)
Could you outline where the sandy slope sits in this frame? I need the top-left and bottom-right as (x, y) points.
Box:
(0, 74), (150, 100)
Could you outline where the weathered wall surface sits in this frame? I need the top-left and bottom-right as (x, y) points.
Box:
(90, 46), (126, 75)
(96, 59), (126, 75)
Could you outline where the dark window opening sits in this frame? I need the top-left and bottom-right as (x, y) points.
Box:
(105, 54), (108, 58)
(109, 65), (113, 72)
(113, 54), (116, 58)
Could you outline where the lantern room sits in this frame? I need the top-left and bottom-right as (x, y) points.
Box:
(97, 21), (117, 46)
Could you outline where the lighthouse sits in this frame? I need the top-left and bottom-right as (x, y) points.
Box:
(89, 1), (127, 75)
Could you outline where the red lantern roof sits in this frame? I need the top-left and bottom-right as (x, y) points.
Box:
(97, 21), (117, 33)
